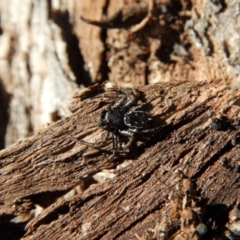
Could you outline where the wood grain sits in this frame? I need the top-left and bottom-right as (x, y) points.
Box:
(1, 80), (240, 239)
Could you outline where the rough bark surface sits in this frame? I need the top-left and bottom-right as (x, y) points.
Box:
(1, 0), (240, 239)
(0, 0), (240, 147)
(1, 80), (240, 239)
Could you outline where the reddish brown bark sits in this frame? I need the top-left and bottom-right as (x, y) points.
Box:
(1, 80), (240, 239)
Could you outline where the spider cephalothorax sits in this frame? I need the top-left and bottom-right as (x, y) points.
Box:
(81, 87), (156, 160)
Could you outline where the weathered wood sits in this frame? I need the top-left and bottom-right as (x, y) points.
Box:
(1, 0), (240, 149)
(1, 1), (240, 239)
(1, 80), (240, 239)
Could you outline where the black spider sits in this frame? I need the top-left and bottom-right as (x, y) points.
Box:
(80, 87), (156, 160)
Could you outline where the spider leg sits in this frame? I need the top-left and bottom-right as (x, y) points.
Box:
(129, 127), (157, 133)
(129, 102), (149, 112)
(139, 128), (157, 133)
(108, 133), (118, 160)
(118, 129), (135, 150)
(124, 135), (135, 150)
(122, 87), (138, 110)
(111, 92), (127, 110)
(110, 87), (138, 110)
(80, 130), (109, 148)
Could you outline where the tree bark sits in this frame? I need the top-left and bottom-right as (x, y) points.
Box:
(1, 0), (240, 239)
(1, 80), (240, 239)
(1, 0), (240, 148)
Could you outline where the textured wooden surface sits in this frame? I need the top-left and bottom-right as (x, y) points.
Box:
(0, 0), (240, 239)
(1, 0), (240, 148)
(1, 80), (240, 239)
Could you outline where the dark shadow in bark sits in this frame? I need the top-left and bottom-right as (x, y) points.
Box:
(0, 81), (11, 150)
(0, 222), (26, 240)
(49, 10), (91, 86)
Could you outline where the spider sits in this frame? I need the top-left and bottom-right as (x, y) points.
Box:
(80, 87), (156, 160)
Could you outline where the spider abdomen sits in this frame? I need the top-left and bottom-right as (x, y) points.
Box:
(124, 111), (153, 129)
